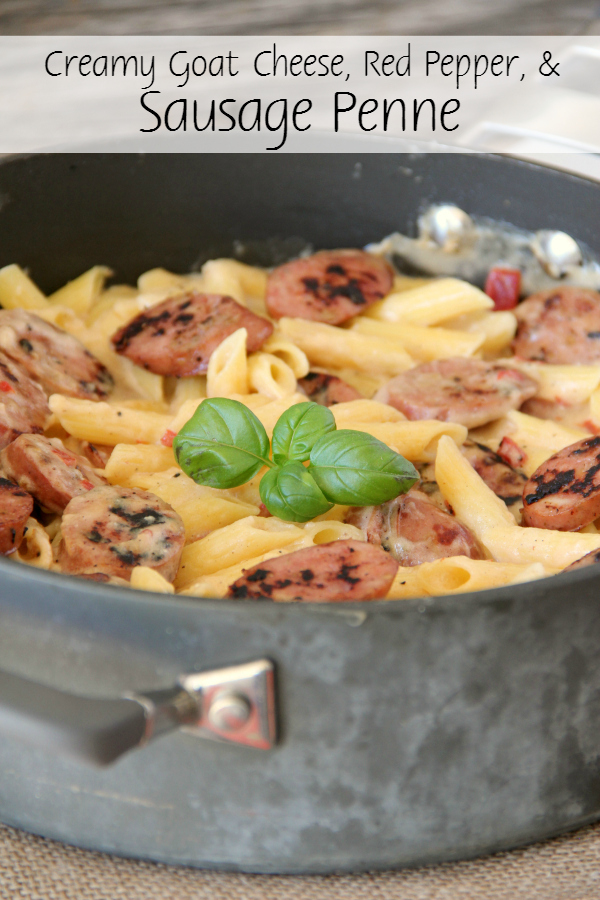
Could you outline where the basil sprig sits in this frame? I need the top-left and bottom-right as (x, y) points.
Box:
(174, 398), (418, 522)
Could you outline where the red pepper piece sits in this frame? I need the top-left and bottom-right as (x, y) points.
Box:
(484, 267), (521, 311)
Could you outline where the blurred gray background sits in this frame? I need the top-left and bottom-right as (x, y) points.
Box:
(1, 0), (600, 35)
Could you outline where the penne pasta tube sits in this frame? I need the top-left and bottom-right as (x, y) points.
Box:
(247, 352), (297, 399)
(330, 399), (406, 426)
(104, 443), (177, 486)
(48, 266), (112, 315)
(443, 310), (518, 356)
(435, 434), (516, 536)
(86, 284), (138, 325)
(137, 268), (202, 294)
(386, 557), (552, 600)
(277, 317), (414, 376)
(0, 264), (48, 310)
(130, 566), (175, 594)
(201, 258), (268, 308)
(512, 362), (600, 406)
(168, 376), (207, 411)
(261, 335), (310, 378)
(207, 328), (249, 397)
(363, 278), (493, 326)
(483, 524), (600, 569)
(49, 395), (172, 445)
(349, 317), (484, 361)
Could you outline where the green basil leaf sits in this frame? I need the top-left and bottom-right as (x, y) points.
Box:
(259, 461), (333, 522)
(271, 401), (336, 465)
(173, 397), (272, 489)
(309, 430), (419, 506)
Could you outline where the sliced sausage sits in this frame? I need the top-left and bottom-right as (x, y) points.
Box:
(461, 439), (526, 507)
(563, 549), (600, 573)
(0, 477), (33, 555)
(58, 486), (185, 582)
(111, 292), (273, 377)
(0, 309), (113, 399)
(297, 372), (362, 406)
(227, 540), (397, 602)
(1, 434), (108, 514)
(266, 250), (393, 325)
(522, 435), (600, 531)
(512, 286), (600, 364)
(0, 352), (50, 449)
(345, 487), (484, 567)
(378, 358), (537, 429)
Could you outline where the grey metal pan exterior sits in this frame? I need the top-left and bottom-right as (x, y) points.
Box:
(0, 153), (599, 874)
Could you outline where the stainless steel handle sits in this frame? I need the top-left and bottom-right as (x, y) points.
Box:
(0, 659), (277, 766)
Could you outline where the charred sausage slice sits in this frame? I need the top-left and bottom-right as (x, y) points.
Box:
(522, 435), (600, 531)
(266, 250), (393, 325)
(0, 478), (33, 555)
(0, 352), (50, 449)
(345, 488), (484, 567)
(0, 309), (113, 400)
(228, 540), (397, 602)
(58, 486), (185, 581)
(379, 358), (537, 429)
(461, 439), (526, 507)
(1, 434), (108, 514)
(297, 372), (362, 406)
(512, 286), (600, 364)
(111, 292), (273, 377)
(563, 549), (600, 573)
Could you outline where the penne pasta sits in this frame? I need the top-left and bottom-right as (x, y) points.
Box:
(363, 278), (493, 326)
(49, 395), (172, 445)
(206, 328), (249, 397)
(0, 264), (48, 310)
(277, 317), (414, 375)
(247, 352), (297, 399)
(48, 266), (112, 315)
(349, 317), (484, 361)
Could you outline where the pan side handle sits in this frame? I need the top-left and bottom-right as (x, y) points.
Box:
(0, 659), (277, 766)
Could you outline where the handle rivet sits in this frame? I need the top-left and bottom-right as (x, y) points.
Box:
(207, 692), (252, 732)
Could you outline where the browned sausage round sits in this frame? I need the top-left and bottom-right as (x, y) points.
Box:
(0, 352), (50, 449)
(563, 549), (600, 573)
(111, 292), (273, 377)
(1, 434), (108, 514)
(378, 358), (538, 429)
(345, 488), (484, 567)
(0, 477), (33, 555)
(228, 540), (398, 602)
(58, 486), (185, 581)
(521, 436), (600, 531)
(297, 372), (362, 406)
(512, 286), (600, 364)
(266, 250), (393, 325)
(461, 439), (526, 507)
(0, 309), (113, 400)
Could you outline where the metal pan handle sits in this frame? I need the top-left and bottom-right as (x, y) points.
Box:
(0, 659), (276, 766)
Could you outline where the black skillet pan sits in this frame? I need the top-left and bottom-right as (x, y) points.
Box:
(0, 153), (599, 874)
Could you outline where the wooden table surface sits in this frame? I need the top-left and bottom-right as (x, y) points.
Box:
(1, 0), (600, 36)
